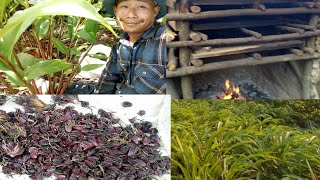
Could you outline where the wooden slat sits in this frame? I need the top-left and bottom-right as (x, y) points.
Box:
(167, 7), (320, 21)
(167, 30), (320, 48)
(191, 19), (287, 30)
(191, 40), (304, 59)
(167, 53), (317, 78)
(191, 0), (299, 5)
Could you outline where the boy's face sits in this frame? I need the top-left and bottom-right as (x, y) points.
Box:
(113, 0), (160, 37)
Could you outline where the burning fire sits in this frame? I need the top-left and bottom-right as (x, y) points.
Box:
(220, 80), (243, 99)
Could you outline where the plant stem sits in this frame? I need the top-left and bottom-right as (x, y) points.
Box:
(49, 16), (54, 60)
(47, 74), (54, 94)
(33, 25), (46, 59)
(56, 17), (83, 94)
(66, 17), (83, 62)
(55, 73), (65, 95)
(58, 44), (94, 95)
(13, 49), (24, 70)
(0, 52), (36, 94)
(31, 80), (41, 94)
(57, 17), (65, 59)
(52, 76), (58, 92)
(0, 75), (15, 94)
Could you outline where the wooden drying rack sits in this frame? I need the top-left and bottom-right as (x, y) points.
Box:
(166, 0), (320, 99)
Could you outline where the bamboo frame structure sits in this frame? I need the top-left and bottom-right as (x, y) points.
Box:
(167, 54), (319, 78)
(166, 0), (320, 99)
(167, 8), (320, 21)
(168, 31), (320, 48)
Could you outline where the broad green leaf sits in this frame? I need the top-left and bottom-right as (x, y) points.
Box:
(306, 159), (316, 180)
(0, 18), (36, 69)
(77, 30), (95, 43)
(84, 19), (98, 36)
(62, 33), (71, 39)
(52, 37), (68, 55)
(70, 45), (87, 55)
(93, 2), (103, 11)
(171, 159), (192, 179)
(35, 17), (50, 39)
(0, 0), (11, 27)
(5, 69), (25, 87)
(282, 174), (306, 180)
(67, 16), (78, 38)
(0, 59), (10, 71)
(21, 47), (38, 53)
(17, 52), (41, 69)
(63, 68), (73, 75)
(24, 60), (71, 80)
(1, 0), (117, 37)
(70, 47), (81, 56)
(81, 64), (104, 71)
(89, 53), (107, 60)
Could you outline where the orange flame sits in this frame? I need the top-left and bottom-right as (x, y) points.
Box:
(221, 80), (243, 99)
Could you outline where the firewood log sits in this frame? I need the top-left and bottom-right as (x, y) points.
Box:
(198, 32), (208, 41)
(189, 31), (202, 42)
(302, 47), (315, 54)
(166, 25), (177, 42)
(289, 48), (304, 56)
(254, 3), (266, 11)
(190, 6), (201, 14)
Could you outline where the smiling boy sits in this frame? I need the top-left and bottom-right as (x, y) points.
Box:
(94, 0), (166, 94)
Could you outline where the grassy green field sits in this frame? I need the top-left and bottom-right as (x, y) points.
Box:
(171, 100), (320, 180)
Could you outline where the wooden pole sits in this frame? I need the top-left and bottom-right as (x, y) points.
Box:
(166, 25), (177, 42)
(167, 48), (177, 71)
(179, 0), (193, 99)
(167, 7), (320, 21)
(276, 25), (305, 34)
(190, 5), (201, 13)
(167, 54), (317, 78)
(191, 40), (304, 59)
(303, 15), (319, 99)
(286, 23), (314, 31)
(240, 28), (262, 38)
(167, 30), (320, 48)
(192, 19), (287, 31)
(294, 2), (315, 8)
(191, 0), (298, 5)
(289, 48), (304, 56)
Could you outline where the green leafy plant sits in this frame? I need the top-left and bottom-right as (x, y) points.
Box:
(0, 0), (118, 94)
(171, 100), (320, 180)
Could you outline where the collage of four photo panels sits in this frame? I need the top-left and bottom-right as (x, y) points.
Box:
(1, 0), (320, 179)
